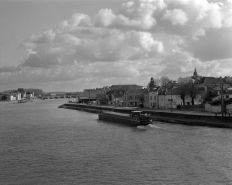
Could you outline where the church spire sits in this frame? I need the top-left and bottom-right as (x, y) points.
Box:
(193, 67), (198, 78)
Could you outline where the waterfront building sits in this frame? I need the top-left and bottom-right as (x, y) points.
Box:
(143, 87), (160, 109)
(106, 88), (124, 106)
(105, 84), (143, 106)
(77, 90), (103, 103)
(96, 94), (108, 105)
(123, 88), (145, 107)
(157, 86), (202, 109)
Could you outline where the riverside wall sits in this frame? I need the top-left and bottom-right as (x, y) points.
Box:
(61, 103), (232, 129)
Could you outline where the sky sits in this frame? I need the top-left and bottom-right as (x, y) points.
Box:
(0, 0), (232, 92)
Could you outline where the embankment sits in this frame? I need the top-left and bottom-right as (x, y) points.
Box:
(60, 103), (232, 129)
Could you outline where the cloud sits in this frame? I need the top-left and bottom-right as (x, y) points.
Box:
(162, 9), (188, 25)
(0, 66), (21, 73)
(1, 0), (232, 90)
(181, 27), (232, 61)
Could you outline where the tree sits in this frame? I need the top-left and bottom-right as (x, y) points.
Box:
(2, 95), (7, 101)
(177, 84), (189, 106)
(160, 76), (170, 87)
(188, 83), (199, 105)
(139, 94), (144, 107)
(225, 76), (232, 86)
(148, 77), (156, 89)
(177, 76), (194, 84)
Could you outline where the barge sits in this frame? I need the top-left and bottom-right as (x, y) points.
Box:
(98, 110), (152, 126)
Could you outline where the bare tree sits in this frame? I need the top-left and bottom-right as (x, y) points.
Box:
(139, 94), (145, 108)
(177, 76), (194, 84)
(188, 83), (199, 105)
(177, 84), (189, 106)
(160, 76), (170, 87)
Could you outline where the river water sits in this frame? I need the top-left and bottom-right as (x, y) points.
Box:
(0, 99), (232, 185)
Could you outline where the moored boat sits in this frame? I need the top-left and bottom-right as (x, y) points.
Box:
(98, 110), (152, 126)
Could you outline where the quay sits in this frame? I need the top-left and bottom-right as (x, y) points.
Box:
(60, 103), (232, 129)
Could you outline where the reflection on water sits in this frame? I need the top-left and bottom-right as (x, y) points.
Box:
(0, 99), (232, 185)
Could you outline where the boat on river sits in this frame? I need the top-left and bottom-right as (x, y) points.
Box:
(98, 110), (152, 126)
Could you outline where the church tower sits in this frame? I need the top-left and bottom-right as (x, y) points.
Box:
(193, 67), (198, 79)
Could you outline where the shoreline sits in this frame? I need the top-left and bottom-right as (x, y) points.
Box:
(60, 103), (232, 129)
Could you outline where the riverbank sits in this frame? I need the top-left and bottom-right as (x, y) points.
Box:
(0, 98), (40, 106)
(60, 103), (232, 129)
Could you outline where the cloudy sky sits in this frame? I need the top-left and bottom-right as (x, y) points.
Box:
(0, 0), (231, 92)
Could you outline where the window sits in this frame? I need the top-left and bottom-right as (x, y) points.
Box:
(129, 96), (133, 100)
(150, 96), (152, 100)
(154, 96), (156, 100)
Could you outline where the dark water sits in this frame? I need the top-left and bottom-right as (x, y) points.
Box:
(0, 100), (232, 185)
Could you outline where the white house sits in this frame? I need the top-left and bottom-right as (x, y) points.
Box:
(157, 87), (202, 109)
(12, 92), (21, 101)
(165, 88), (202, 108)
(144, 88), (159, 109)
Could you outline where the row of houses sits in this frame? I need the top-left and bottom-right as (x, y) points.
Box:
(77, 76), (232, 110)
(0, 90), (34, 101)
(77, 84), (200, 108)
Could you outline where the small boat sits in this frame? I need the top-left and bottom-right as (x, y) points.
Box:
(98, 110), (152, 126)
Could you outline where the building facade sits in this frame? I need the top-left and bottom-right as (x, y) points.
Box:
(123, 89), (144, 107)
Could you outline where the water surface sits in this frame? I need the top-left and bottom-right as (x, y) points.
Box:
(0, 100), (232, 185)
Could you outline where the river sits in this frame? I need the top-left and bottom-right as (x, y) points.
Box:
(0, 99), (232, 185)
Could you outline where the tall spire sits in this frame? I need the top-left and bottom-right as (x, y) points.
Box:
(193, 67), (198, 78)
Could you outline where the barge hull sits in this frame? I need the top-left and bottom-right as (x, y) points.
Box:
(98, 113), (148, 127)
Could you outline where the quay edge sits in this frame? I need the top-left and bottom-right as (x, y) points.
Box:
(59, 103), (232, 129)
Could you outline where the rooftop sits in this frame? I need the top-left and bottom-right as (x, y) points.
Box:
(126, 89), (145, 93)
(111, 84), (142, 90)
(203, 77), (221, 85)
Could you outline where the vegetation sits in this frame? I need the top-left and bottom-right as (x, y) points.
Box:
(160, 76), (170, 87)
(148, 77), (156, 89)
(1, 95), (7, 101)
(176, 84), (189, 106)
(188, 84), (199, 105)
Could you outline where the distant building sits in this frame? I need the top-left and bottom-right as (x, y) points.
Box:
(111, 84), (142, 90)
(49, 92), (66, 96)
(25, 92), (34, 99)
(77, 90), (99, 103)
(18, 88), (26, 98)
(12, 91), (21, 100)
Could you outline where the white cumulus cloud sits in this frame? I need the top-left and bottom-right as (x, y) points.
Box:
(1, 0), (232, 90)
